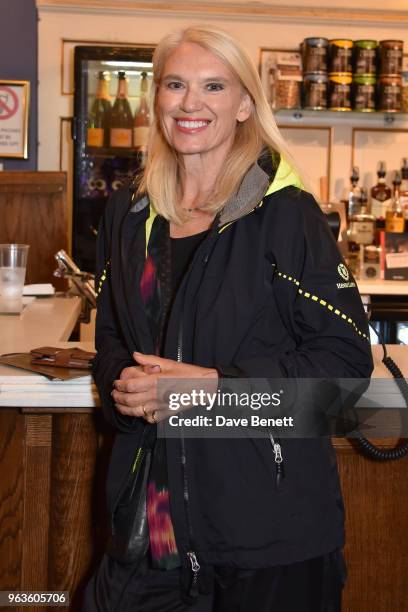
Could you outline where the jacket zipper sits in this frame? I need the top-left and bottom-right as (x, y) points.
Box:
(269, 431), (284, 488)
(177, 319), (201, 595)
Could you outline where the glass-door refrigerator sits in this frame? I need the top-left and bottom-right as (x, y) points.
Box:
(73, 45), (154, 272)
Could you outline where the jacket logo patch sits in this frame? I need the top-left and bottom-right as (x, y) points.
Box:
(336, 263), (356, 289)
(337, 263), (349, 281)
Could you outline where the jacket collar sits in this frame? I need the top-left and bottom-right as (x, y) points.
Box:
(219, 161), (270, 225)
(128, 150), (303, 225)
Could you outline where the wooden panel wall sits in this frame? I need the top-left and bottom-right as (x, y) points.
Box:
(334, 438), (408, 612)
(0, 172), (67, 287)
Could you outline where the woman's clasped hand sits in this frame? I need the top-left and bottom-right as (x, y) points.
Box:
(111, 351), (218, 423)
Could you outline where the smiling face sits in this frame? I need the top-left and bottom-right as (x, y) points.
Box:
(156, 42), (251, 165)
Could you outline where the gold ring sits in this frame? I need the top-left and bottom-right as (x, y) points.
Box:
(142, 405), (147, 418)
(151, 411), (157, 424)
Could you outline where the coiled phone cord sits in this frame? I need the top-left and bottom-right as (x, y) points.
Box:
(355, 323), (408, 461)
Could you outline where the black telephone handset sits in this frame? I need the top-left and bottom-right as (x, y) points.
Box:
(355, 321), (408, 461)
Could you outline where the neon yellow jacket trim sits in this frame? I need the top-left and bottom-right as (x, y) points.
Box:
(264, 157), (304, 197)
(145, 205), (157, 258)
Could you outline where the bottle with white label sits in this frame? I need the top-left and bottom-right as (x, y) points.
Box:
(110, 71), (133, 148)
(133, 72), (150, 162)
(348, 189), (376, 251)
(370, 161), (392, 220)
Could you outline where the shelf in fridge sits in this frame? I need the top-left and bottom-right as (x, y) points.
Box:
(83, 145), (145, 158)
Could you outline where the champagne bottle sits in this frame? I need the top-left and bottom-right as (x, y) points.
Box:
(133, 72), (150, 155)
(87, 71), (111, 148)
(110, 71), (133, 148)
(385, 171), (405, 233)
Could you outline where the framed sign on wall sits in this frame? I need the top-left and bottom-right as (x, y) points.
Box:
(0, 80), (30, 159)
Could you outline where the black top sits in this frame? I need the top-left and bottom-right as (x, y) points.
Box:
(170, 229), (210, 292)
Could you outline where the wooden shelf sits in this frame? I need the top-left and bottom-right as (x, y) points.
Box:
(275, 108), (408, 126)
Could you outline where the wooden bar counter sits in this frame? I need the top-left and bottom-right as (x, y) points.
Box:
(0, 298), (407, 611)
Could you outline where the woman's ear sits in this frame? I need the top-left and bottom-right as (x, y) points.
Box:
(236, 92), (252, 123)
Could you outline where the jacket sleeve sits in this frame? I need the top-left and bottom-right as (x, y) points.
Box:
(217, 189), (373, 382)
(92, 195), (141, 433)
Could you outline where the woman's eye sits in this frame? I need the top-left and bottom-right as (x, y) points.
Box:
(206, 82), (224, 92)
(166, 81), (184, 90)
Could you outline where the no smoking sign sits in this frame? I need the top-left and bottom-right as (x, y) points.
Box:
(0, 86), (19, 120)
(0, 80), (29, 158)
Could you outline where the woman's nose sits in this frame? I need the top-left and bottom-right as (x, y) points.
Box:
(180, 86), (203, 113)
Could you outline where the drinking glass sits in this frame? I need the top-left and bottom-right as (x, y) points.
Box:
(0, 244), (30, 314)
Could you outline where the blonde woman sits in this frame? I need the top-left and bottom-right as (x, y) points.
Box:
(85, 26), (373, 612)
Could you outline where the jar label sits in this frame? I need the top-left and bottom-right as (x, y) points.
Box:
(355, 48), (376, 74)
(354, 83), (376, 109)
(306, 82), (327, 108)
(330, 83), (351, 108)
(305, 46), (327, 72)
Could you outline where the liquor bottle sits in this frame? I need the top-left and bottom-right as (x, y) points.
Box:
(344, 166), (361, 219)
(399, 157), (408, 221)
(348, 188), (375, 252)
(87, 71), (111, 148)
(360, 187), (368, 213)
(370, 161), (392, 221)
(133, 72), (150, 159)
(385, 171), (405, 233)
(110, 71), (133, 148)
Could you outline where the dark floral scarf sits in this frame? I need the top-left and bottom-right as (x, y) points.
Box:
(140, 213), (181, 570)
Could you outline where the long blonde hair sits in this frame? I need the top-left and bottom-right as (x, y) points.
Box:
(138, 25), (306, 223)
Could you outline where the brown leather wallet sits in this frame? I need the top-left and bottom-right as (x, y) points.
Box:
(30, 346), (96, 369)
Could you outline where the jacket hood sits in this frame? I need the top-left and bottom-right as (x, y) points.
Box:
(219, 152), (303, 225)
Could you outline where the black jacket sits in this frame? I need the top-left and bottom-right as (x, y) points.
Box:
(92, 156), (373, 588)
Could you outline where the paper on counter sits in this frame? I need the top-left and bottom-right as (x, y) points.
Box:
(23, 284), (55, 296)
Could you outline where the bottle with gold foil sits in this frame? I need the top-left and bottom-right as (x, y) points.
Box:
(87, 71), (111, 148)
(110, 71), (133, 148)
(133, 72), (150, 163)
(385, 171), (405, 233)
